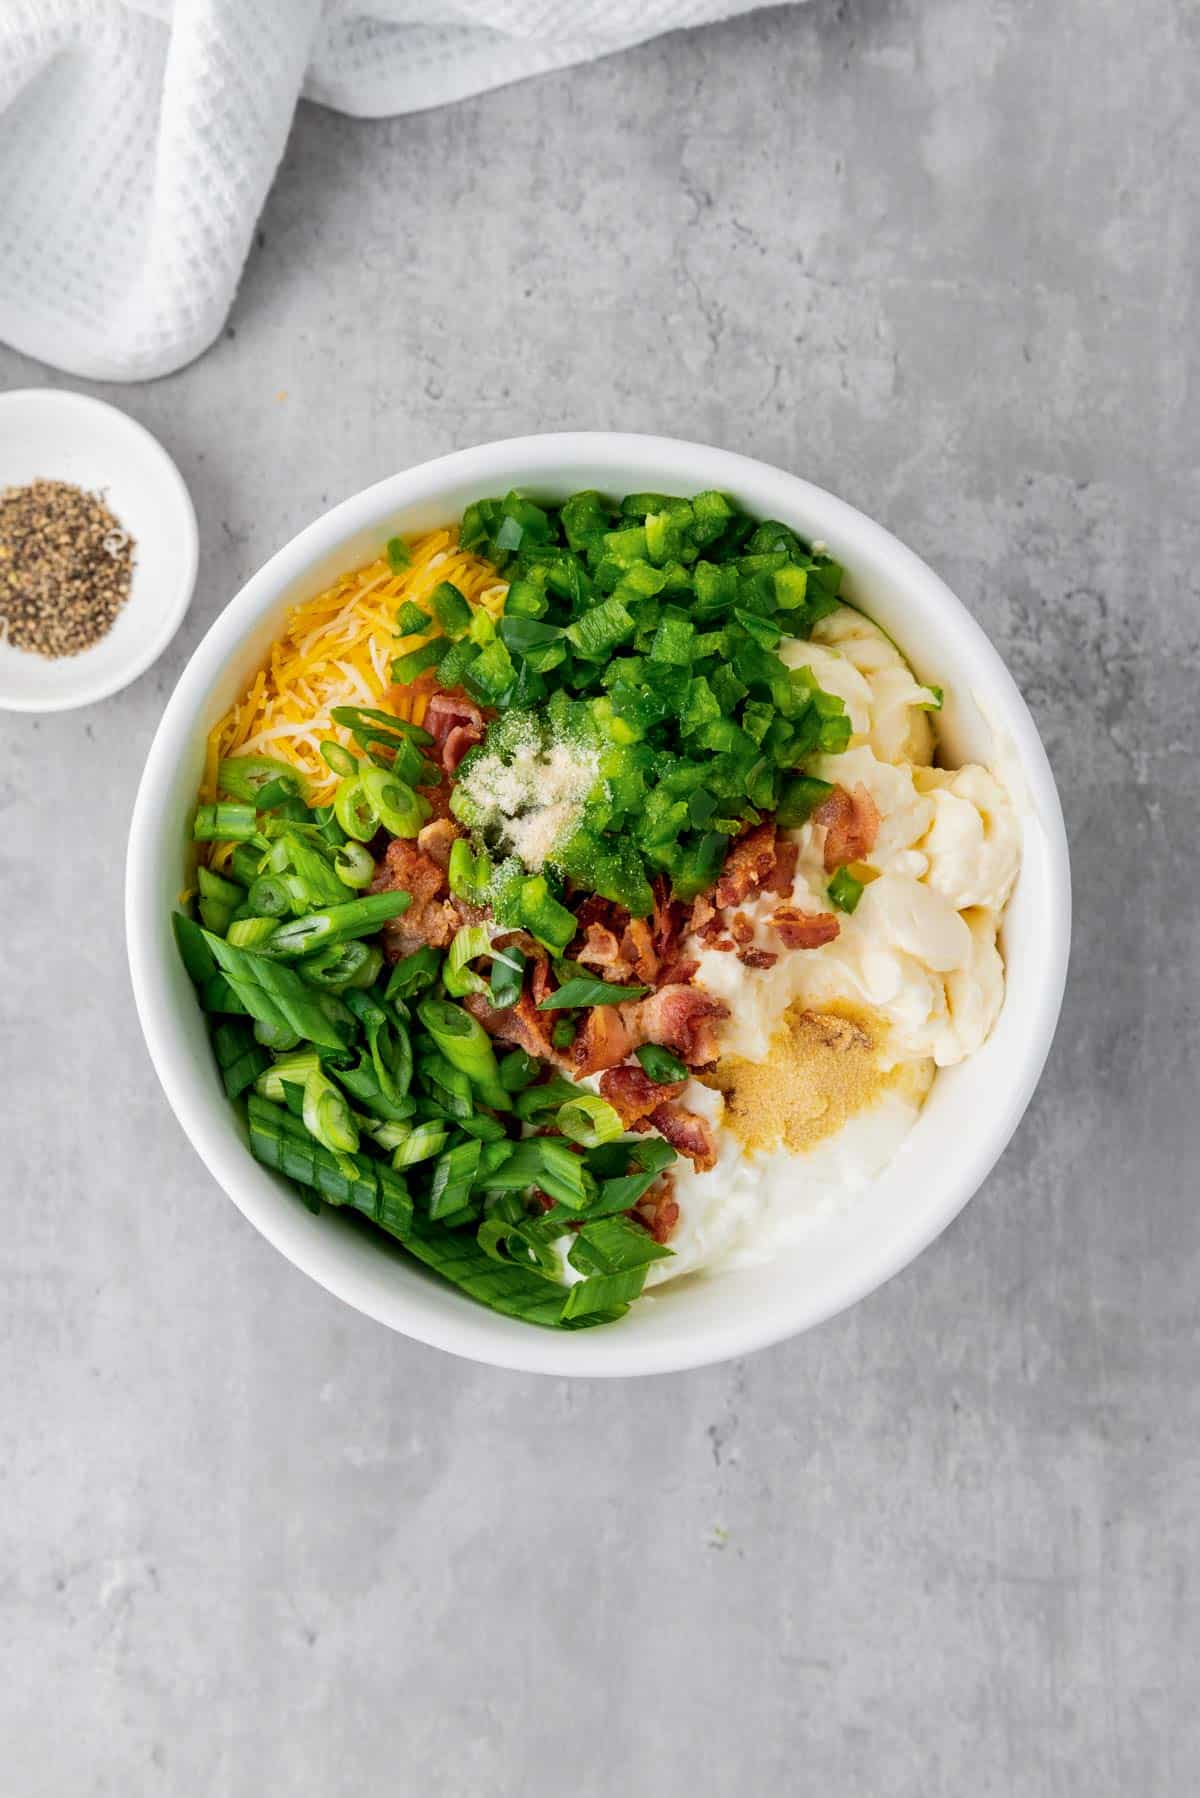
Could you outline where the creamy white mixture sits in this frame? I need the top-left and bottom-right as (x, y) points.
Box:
(640, 604), (1022, 1288)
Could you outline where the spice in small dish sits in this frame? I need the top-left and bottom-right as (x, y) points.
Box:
(0, 478), (135, 658)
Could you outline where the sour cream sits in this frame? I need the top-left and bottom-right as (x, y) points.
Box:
(646, 604), (1020, 1285)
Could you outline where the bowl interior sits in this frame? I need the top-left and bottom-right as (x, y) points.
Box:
(0, 390), (197, 711)
(128, 436), (1068, 1376)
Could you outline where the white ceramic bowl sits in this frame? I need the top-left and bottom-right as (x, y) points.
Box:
(126, 434), (1070, 1377)
(0, 389), (197, 712)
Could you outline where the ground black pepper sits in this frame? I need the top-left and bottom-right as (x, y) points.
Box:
(0, 478), (135, 658)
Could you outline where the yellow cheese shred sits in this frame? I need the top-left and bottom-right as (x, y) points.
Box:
(203, 528), (507, 812)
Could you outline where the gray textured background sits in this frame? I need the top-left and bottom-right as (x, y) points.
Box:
(2, 1), (1197, 1793)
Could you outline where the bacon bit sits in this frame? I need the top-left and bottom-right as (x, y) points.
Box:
(650, 877), (687, 963)
(464, 988), (566, 1068)
(632, 1172), (679, 1244)
(571, 1005), (635, 1076)
(814, 782), (880, 872)
(714, 822), (777, 908)
(655, 957), (699, 988)
(577, 922), (633, 979)
(415, 817), (460, 870)
(371, 838), (462, 958)
(738, 947), (778, 969)
(619, 916), (658, 984)
(688, 893), (717, 937)
(626, 983), (729, 1067)
(424, 691), (486, 774)
(710, 937), (736, 953)
(646, 1101), (717, 1171)
(417, 781), (452, 822)
(599, 1064), (685, 1126)
(766, 838), (799, 897)
(730, 911), (755, 946)
(771, 906), (840, 950)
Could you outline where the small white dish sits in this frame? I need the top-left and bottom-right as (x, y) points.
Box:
(126, 433), (1071, 1378)
(0, 388), (197, 712)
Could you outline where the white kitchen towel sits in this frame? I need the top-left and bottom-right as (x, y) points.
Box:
(0, 0), (792, 382)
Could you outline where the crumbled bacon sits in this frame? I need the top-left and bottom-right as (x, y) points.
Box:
(689, 893), (718, 938)
(424, 691), (486, 774)
(571, 1005), (635, 1076)
(633, 1173), (680, 1244)
(371, 838), (462, 958)
(416, 817), (460, 870)
(766, 838), (799, 897)
(738, 947), (778, 969)
(625, 983), (729, 1068)
(771, 906), (840, 950)
(714, 822), (777, 908)
(650, 877), (687, 964)
(576, 922), (632, 979)
(730, 912), (755, 946)
(644, 1101), (717, 1171)
(599, 1064), (685, 1126)
(464, 987), (565, 1067)
(813, 782), (880, 871)
(619, 916), (658, 984)
(655, 957), (699, 988)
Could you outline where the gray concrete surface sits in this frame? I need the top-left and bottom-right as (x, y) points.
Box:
(2, 1), (1197, 1792)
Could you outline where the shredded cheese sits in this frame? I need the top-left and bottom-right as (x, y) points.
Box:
(203, 528), (507, 809)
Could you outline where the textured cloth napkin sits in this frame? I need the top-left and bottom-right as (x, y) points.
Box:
(0, 0), (784, 382)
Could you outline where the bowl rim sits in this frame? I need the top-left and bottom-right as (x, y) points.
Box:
(126, 432), (1071, 1376)
(0, 388), (198, 714)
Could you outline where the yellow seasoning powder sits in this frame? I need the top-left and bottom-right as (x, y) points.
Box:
(705, 1002), (906, 1156)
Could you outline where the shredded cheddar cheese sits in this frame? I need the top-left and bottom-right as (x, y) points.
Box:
(203, 528), (507, 809)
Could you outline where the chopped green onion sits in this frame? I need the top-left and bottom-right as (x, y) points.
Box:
(498, 1047), (540, 1092)
(360, 763), (427, 838)
(246, 1096), (412, 1239)
(173, 911), (217, 983)
(229, 842), (265, 887)
(333, 841), (375, 888)
(489, 946), (526, 1010)
(635, 1043), (689, 1084)
(390, 1122), (450, 1168)
(384, 945), (442, 1002)
(301, 940), (381, 991)
(537, 976), (649, 1010)
(443, 924), (492, 997)
(226, 916), (279, 951)
(211, 1019), (272, 1099)
(417, 998), (511, 1111)
(203, 933), (350, 1050)
(550, 1018), (576, 1051)
(387, 536), (413, 573)
(828, 867), (864, 913)
(567, 1216), (673, 1275)
(556, 1094), (624, 1148)
(254, 1050), (322, 1104)
(261, 891), (411, 960)
(193, 803), (256, 842)
(246, 874), (291, 918)
(302, 1068), (359, 1158)
(560, 1267), (647, 1320)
